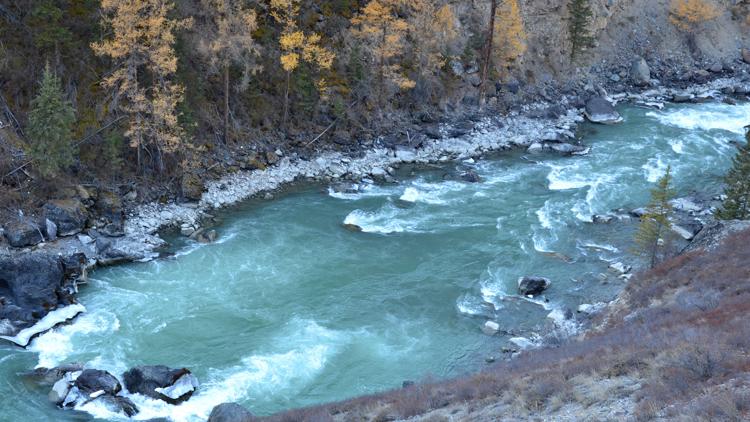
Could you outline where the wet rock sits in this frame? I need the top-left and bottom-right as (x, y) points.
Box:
(342, 223), (363, 233)
(25, 363), (84, 386)
(518, 276), (551, 297)
(193, 229), (218, 244)
(584, 97), (622, 124)
(123, 365), (198, 405)
(3, 220), (45, 248)
(43, 199), (87, 236)
(630, 57), (651, 86)
(672, 92), (695, 103)
(592, 214), (615, 223)
(75, 369), (122, 396)
(402, 380), (416, 388)
(609, 262), (632, 274)
(548, 143), (589, 155)
(99, 395), (139, 417)
(0, 253), (64, 322)
(630, 207), (648, 218)
(460, 170), (482, 183)
(95, 235), (162, 264)
(482, 320), (500, 335)
(208, 403), (255, 422)
(181, 173), (205, 202)
(49, 377), (72, 405)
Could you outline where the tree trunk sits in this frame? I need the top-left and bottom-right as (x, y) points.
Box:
(479, 0), (498, 110)
(282, 71), (290, 129)
(224, 65), (230, 145)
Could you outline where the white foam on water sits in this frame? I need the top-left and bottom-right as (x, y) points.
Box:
(642, 156), (668, 182)
(669, 139), (685, 154)
(581, 242), (619, 253)
(343, 206), (423, 234)
(546, 308), (579, 336)
(546, 164), (593, 191)
(647, 103), (750, 135)
(29, 310), (120, 369)
(536, 201), (554, 229)
(398, 187), (446, 205)
(327, 183), (392, 200)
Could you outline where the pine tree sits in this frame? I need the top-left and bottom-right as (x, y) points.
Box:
(568, 0), (594, 61)
(635, 166), (676, 269)
(716, 127), (750, 220)
(27, 64), (77, 178)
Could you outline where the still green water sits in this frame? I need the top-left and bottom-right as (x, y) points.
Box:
(1, 102), (748, 421)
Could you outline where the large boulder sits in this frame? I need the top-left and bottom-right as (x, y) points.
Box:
(181, 173), (205, 202)
(518, 276), (551, 297)
(208, 403), (255, 422)
(743, 48), (750, 65)
(74, 369), (122, 396)
(630, 57), (651, 86)
(0, 253), (64, 321)
(95, 191), (124, 234)
(3, 220), (45, 248)
(43, 199), (88, 237)
(123, 365), (199, 405)
(584, 97), (622, 125)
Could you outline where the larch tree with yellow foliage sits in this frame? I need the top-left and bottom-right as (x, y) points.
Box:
(92, 0), (191, 174)
(198, 0), (260, 144)
(269, 0), (335, 128)
(480, 0), (527, 109)
(351, 0), (414, 106)
(408, 2), (459, 97)
(670, 0), (721, 32)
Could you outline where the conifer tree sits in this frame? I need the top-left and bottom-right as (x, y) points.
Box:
(716, 127), (750, 220)
(27, 64), (76, 178)
(92, 0), (191, 174)
(199, 0), (260, 144)
(635, 166), (676, 269)
(270, 0), (335, 127)
(351, 0), (414, 105)
(568, 0), (594, 61)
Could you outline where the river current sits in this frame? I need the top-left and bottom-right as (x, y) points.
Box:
(1, 101), (748, 421)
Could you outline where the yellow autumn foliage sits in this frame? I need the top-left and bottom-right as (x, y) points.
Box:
(351, 0), (414, 91)
(409, 1), (459, 81)
(493, 0), (527, 76)
(669, 0), (721, 32)
(92, 0), (190, 157)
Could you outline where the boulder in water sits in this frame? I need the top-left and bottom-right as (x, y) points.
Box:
(342, 223), (363, 233)
(123, 365), (198, 405)
(548, 143), (589, 155)
(482, 321), (500, 335)
(75, 369), (122, 396)
(460, 170), (482, 183)
(518, 276), (551, 297)
(208, 403), (255, 422)
(584, 97), (622, 125)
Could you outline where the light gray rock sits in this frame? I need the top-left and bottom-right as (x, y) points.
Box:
(584, 97), (623, 124)
(49, 377), (71, 404)
(630, 57), (651, 86)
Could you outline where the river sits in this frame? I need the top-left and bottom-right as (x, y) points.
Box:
(1, 101), (748, 421)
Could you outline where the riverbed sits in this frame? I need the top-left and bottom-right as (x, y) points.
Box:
(1, 101), (748, 421)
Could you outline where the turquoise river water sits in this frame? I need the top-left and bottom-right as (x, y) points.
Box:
(0, 101), (748, 421)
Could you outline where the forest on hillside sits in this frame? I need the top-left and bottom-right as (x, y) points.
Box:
(0, 0), (746, 208)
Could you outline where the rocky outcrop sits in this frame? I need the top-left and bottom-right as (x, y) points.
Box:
(0, 253), (65, 328)
(48, 368), (139, 417)
(75, 369), (122, 396)
(123, 365), (199, 405)
(518, 277), (551, 297)
(182, 173), (205, 202)
(208, 403), (255, 422)
(43, 200), (87, 237)
(584, 98), (622, 125)
(684, 220), (750, 253)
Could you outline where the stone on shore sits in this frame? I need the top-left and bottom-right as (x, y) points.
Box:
(43, 199), (88, 236)
(3, 220), (45, 247)
(208, 403), (255, 422)
(584, 97), (623, 125)
(630, 57), (651, 86)
(482, 320), (501, 335)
